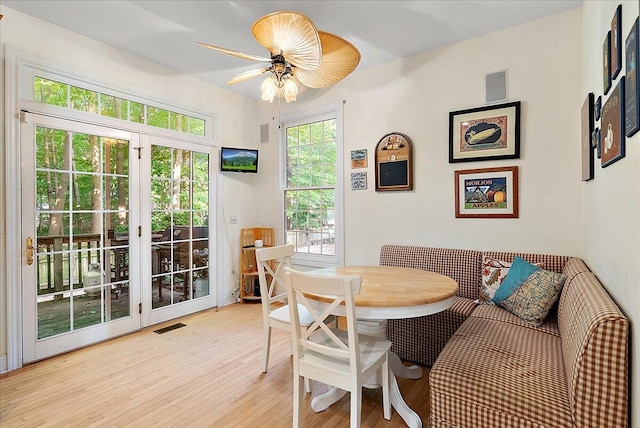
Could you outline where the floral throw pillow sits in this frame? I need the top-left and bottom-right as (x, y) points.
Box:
(480, 256), (543, 305)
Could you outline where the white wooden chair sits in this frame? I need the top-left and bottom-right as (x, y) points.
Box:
(255, 244), (335, 383)
(284, 267), (392, 428)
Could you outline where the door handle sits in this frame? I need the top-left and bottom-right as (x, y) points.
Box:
(26, 237), (34, 265)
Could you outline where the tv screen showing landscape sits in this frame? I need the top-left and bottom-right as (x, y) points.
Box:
(220, 147), (259, 173)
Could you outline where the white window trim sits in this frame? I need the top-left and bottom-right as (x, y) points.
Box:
(17, 51), (217, 143)
(278, 103), (344, 268)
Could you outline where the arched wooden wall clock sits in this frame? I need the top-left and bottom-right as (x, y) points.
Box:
(374, 132), (413, 191)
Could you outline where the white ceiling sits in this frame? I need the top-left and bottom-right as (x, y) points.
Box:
(3, 0), (583, 100)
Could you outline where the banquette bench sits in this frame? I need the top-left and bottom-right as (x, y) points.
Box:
(380, 245), (628, 428)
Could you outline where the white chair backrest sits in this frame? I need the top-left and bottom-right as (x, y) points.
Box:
(284, 268), (362, 367)
(255, 244), (294, 315)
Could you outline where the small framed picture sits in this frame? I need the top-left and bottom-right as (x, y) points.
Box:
(454, 166), (519, 218)
(581, 93), (594, 181)
(351, 171), (367, 190)
(604, 31), (612, 95)
(591, 127), (600, 149)
(601, 76), (625, 168)
(594, 95), (602, 122)
(625, 17), (639, 137)
(350, 149), (368, 168)
(449, 101), (520, 163)
(611, 4), (622, 80)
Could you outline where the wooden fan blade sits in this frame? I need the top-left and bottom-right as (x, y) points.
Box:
(295, 31), (361, 88)
(195, 42), (272, 62)
(252, 11), (321, 71)
(225, 68), (269, 85)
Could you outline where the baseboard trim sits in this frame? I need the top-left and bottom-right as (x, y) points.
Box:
(222, 295), (237, 306)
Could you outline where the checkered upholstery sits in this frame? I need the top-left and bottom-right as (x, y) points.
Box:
(561, 257), (591, 281)
(380, 245), (481, 366)
(387, 296), (476, 366)
(379, 245), (628, 428)
(430, 315), (572, 428)
(381, 246), (569, 365)
(483, 251), (570, 274)
(557, 272), (628, 428)
(472, 303), (560, 337)
(380, 245), (482, 299)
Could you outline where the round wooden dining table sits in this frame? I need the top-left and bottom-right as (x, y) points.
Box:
(306, 265), (458, 428)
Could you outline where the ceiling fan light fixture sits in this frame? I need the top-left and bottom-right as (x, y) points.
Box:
(283, 78), (298, 103)
(198, 11), (359, 102)
(261, 76), (277, 102)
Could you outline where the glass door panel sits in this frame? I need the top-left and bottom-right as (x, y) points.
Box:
(145, 136), (215, 325)
(22, 114), (140, 362)
(34, 129), (131, 336)
(151, 147), (209, 308)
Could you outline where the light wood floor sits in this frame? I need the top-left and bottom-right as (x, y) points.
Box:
(0, 303), (430, 427)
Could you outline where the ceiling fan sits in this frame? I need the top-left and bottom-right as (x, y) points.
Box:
(196, 11), (360, 103)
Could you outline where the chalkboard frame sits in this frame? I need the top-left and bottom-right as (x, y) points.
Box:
(374, 132), (413, 191)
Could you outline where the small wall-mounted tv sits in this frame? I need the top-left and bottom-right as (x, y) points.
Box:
(220, 147), (259, 173)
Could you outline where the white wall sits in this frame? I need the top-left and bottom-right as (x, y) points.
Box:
(582, 2), (640, 425)
(0, 7), (261, 369)
(259, 6), (640, 425)
(261, 9), (583, 263)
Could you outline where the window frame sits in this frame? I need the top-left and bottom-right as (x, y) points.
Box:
(279, 106), (344, 268)
(18, 64), (215, 144)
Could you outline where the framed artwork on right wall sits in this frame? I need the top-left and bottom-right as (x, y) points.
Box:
(610, 4), (622, 80)
(601, 76), (625, 168)
(625, 17), (639, 137)
(581, 93), (595, 181)
(604, 31), (612, 95)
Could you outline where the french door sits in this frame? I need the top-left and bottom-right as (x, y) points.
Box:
(20, 114), (216, 363)
(141, 135), (216, 326)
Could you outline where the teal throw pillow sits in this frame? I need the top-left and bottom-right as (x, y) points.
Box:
(492, 256), (539, 304)
(492, 256), (567, 326)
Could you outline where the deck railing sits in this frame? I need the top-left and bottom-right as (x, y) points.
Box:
(36, 233), (126, 295)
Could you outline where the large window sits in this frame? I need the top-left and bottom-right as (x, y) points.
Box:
(283, 111), (343, 266)
(33, 76), (206, 136)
